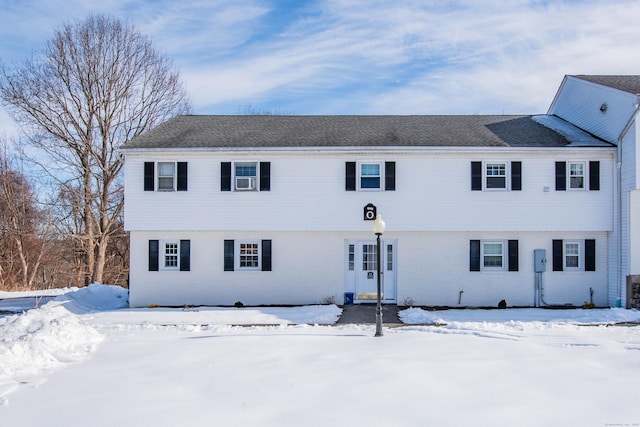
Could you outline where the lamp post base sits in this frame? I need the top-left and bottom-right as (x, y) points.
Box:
(375, 307), (383, 337)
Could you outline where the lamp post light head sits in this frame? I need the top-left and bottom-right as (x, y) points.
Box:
(372, 214), (386, 236)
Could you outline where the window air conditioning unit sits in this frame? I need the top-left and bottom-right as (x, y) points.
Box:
(236, 177), (256, 190)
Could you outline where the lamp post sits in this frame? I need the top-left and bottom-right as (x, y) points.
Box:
(372, 214), (385, 337)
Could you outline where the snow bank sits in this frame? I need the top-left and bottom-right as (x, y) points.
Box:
(55, 283), (129, 313)
(0, 284), (127, 405)
(399, 306), (640, 325)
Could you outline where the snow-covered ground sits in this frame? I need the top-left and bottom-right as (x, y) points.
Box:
(1, 284), (639, 427)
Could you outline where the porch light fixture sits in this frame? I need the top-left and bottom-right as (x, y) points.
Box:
(372, 214), (386, 337)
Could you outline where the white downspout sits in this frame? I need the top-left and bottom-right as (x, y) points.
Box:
(616, 98), (640, 307)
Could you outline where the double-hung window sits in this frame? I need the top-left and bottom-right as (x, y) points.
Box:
(163, 242), (179, 269)
(143, 162), (188, 192)
(470, 240), (519, 272)
(148, 239), (191, 271)
(482, 242), (504, 269)
(569, 162), (585, 190)
(221, 162), (271, 192)
(239, 242), (260, 269)
(345, 161), (395, 191)
(564, 241), (580, 269)
(224, 239), (272, 272)
(360, 163), (381, 190)
(158, 162), (176, 191)
(235, 162), (257, 191)
(470, 161), (521, 191)
(555, 161), (599, 191)
(552, 239), (596, 271)
(485, 163), (507, 189)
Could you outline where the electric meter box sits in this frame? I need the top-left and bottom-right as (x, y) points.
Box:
(534, 249), (546, 272)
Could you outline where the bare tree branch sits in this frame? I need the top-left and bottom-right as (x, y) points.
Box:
(1, 15), (191, 285)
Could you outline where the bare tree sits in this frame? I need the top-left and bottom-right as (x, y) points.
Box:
(0, 15), (191, 285)
(0, 144), (47, 289)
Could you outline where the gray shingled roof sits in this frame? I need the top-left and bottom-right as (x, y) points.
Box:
(574, 75), (640, 95)
(121, 114), (610, 150)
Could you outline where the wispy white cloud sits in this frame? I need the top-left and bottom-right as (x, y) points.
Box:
(1, 0), (640, 124)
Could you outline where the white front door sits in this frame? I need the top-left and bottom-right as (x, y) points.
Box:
(345, 240), (397, 303)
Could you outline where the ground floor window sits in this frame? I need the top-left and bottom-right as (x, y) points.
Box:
(224, 239), (272, 272)
(482, 242), (504, 269)
(148, 239), (190, 272)
(239, 243), (260, 269)
(470, 239), (518, 272)
(164, 242), (179, 269)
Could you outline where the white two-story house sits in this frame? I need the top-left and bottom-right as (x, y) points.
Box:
(121, 75), (640, 308)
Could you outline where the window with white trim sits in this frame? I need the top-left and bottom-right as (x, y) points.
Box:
(235, 162), (257, 191)
(471, 161), (521, 191)
(482, 241), (505, 270)
(485, 162), (507, 190)
(359, 163), (381, 190)
(239, 242), (260, 269)
(569, 162), (585, 190)
(564, 241), (580, 269)
(164, 242), (179, 269)
(157, 162), (176, 191)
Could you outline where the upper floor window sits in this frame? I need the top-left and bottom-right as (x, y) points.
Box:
(485, 163), (507, 189)
(555, 161), (599, 191)
(158, 162), (176, 191)
(235, 162), (257, 191)
(221, 162), (270, 192)
(345, 161), (395, 191)
(471, 161), (521, 191)
(144, 162), (187, 192)
(569, 162), (585, 190)
(360, 163), (381, 189)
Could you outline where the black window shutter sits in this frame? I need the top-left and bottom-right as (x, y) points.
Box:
(262, 240), (272, 272)
(221, 162), (232, 191)
(552, 240), (563, 271)
(555, 162), (566, 191)
(585, 239), (596, 271)
(177, 162), (188, 191)
(385, 161), (396, 191)
(260, 162), (271, 191)
(179, 240), (190, 271)
(508, 240), (519, 271)
(511, 161), (522, 191)
(149, 240), (159, 271)
(224, 240), (234, 271)
(144, 162), (155, 191)
(589, 161), (600, 191)
(470, 240), (481, 271)
(345, 162), (356, 191)
(471, 162), (482, 191)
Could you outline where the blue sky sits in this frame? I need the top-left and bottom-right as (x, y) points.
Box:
(2, 0), (640, 135)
